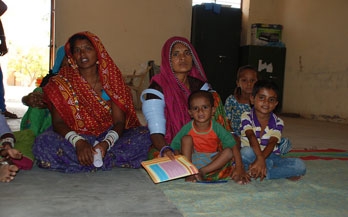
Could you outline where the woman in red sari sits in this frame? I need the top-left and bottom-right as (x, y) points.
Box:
(33, 31), (151, 173)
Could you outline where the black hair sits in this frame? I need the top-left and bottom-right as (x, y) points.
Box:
(234, 65), (258, 97)
(188, 90), (214, 109)
(68, 34), (91, 54)
(252, 79), (280, 99)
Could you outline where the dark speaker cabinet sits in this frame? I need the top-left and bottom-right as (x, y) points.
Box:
(191, 5), (242, 102)
(239, 45), (286, 112)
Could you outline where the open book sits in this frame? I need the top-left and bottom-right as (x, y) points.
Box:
(141, 155), (199, 183)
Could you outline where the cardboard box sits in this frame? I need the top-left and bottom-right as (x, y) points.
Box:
(251, 23), (283, 46)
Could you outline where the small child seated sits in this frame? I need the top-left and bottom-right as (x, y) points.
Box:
(170, 90), (250, 184)
(224, 65), (258, 136)
(224, 65), (292, 155)
(21, 46), (68, 136)
(240, 80), (306, 181)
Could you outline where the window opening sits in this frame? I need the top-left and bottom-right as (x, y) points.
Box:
(192, 0), (241, 8)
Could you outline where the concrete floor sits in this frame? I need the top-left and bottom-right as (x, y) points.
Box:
(2, 86), (348, 217)
(281, 115), (348, 151)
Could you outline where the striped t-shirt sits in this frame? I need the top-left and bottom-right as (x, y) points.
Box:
(240, 108), (283, 154)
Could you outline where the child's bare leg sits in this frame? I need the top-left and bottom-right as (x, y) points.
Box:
(181, 136), (196, 182)
(0, 164), (19, 183)
(199, 148), (233, 178)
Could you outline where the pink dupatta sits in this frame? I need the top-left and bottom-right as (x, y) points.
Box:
(151, 36), (207, 143)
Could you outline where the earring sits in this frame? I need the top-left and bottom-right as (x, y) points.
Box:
(68, 58), (78, 69)
(96, 60), (99, 65)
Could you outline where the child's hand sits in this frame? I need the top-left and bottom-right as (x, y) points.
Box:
(231, 166), (251, 185)
(7, 148), (23, 159)
(162, 149), (175, 160)
(249, 158), (267, 181)
(26, 92), (46, 108)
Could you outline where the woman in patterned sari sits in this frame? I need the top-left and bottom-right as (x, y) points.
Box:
(33, 31), (151, 173)
(20, 46), (68, 137)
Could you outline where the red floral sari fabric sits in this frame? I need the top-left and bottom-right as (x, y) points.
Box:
(44, 31), (139, 136)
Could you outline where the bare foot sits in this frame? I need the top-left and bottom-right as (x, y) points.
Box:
(185, 171), (204, 182)
(0, 164), (19, 183)
(2, 111), (19, 119)
(185, 175), (197, 182)
(195, 172), (203, 182)
(287, 176), (302, 181)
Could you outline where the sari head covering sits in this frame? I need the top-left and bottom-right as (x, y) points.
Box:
(44, 31), (139, 135)
(151, 36), (208, 144)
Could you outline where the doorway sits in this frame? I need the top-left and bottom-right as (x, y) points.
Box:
(1, 0), (51, 87)
(1, 0), (51, 117)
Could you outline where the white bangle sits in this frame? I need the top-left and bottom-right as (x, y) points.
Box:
(71, 135), (85, 148)
(65, 131), (85, 148)
(0, 137), (15, 148)
(104, 139), (112, 150)
(65, 131), (77, 141)
(103, 130), (119, 151)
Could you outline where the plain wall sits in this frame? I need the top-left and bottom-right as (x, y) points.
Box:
(55, 0), (192, 74)
(242, 0), (348, 123)
(56, 0), (348, 124)
(281, 0), (348, 124)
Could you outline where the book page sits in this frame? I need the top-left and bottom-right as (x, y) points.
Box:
(142, 155), (198, 183)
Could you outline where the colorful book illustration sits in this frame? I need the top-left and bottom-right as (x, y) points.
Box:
(141, 155), (199, 183)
